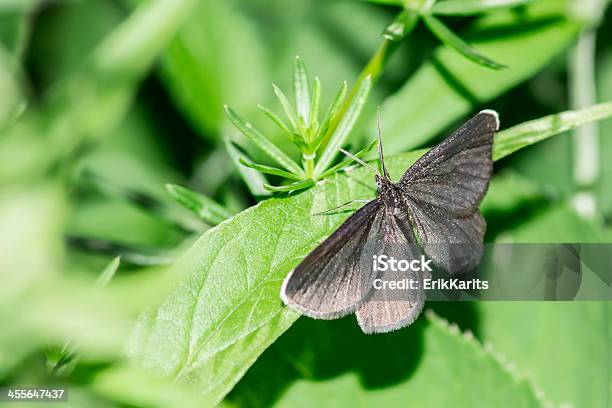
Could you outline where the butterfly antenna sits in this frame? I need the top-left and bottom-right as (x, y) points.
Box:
(339, 148), (381, 177)
(376, 107), (390, 179)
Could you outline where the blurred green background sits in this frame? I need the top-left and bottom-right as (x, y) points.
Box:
(1, 0), (611, 407)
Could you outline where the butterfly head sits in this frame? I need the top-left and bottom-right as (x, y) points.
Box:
(376, 175), (401, 206)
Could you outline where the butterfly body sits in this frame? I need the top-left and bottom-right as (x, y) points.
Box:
(281, 110), (499, 333)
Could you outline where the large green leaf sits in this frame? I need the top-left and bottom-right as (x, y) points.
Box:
(478, 303), (611, 408)
(478, 174), (610, 407)
(228, 312), (544, 407)
(381, 1), (583, 153)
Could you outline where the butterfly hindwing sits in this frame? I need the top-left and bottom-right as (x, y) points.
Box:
(281, 199), (384, 319)
(356, 204), (428, 334)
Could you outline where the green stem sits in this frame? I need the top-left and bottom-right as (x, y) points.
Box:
(317, 9), (419, 151)
(303, 152), (316, 179)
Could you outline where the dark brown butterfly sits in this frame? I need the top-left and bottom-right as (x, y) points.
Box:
(281, 111), (499, 333)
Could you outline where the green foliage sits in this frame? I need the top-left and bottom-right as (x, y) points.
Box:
(128, 102), (612, 403)
(381, 1), (584, 152)
(166, 184), (233, 226)
(2, 0), (612, 407)
(226, 58), (372, 192)
(229, 312), (545, 408)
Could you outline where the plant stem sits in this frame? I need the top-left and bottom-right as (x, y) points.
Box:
(568, 0), (608, 219)
(317, 9), (419, 151)
(304, 152), (315, 178)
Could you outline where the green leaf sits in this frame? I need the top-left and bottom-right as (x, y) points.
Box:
(231, 311), (544, 407)
(314, 80), (348, 149)
(0, 0), (199, 185)
(160, 0), (268, 138)
(423, 14), (506, 70)
(264, 179), (316, 193)
(318, 139), (378, 179)
(493, 102), (612, 161)
(431, 0), (535, 16)
(0, 47), (25, 129)
(293, 56), (311, 124)
(273, 83), (299, 129)
(381, 5), (583, 153)
(359, 0), (403, 5)
(238, 159), (303, 181)
(258, 104), (292, 135)
(79, 171), (205, 234)
(309, 77), (321, 131)
(96, 256), (121, 289)
(166, 184), (233, 226)
(223, 138), (270, 197)
(478, 302), (611, 407)
(93, 364), (212, 408)
(314, 76), (372, 176)
(225, 106), (304, 176)
(0, 6), (33, 59)
(67, 235), (176, 266)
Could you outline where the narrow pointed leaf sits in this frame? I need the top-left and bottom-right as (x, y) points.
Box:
(238, 159), (302, 181)
(309, 76), (321, 131)
(80, 171), (204, 233)
(273, 83), (298, 129)
(318, 139), (378, 179)
(423, 14), (506, 70)
(316, 80), (348, 148)
(263, 179), (315, 193)
(166, 184), (233, 226)
(493, 102), (612, 160)
(257, 104), (292, 135)
(293, 56), (310, 123)
(225, 106), (303, 175)
(224, 138), (270, 197)
(314, 76), (372, 176)
(359, 0), (402, 5)
(66, 236), (175, 266)
(96, 256), (121, 289)
(431, 0), (535, 16)
(380, 5), (584, 153)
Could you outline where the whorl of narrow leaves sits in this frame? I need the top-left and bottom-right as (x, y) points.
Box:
(224, 57), (371, 193)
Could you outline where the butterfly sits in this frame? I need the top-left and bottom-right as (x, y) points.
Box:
(280, 110), (499, 334)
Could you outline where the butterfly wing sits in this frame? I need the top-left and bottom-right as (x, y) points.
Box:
(400, 111), (498, 273)
(281, 199), (384, 319)
(356, 204), (428, 334)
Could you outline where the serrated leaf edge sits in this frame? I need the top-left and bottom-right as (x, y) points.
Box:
(425, 310), (554, 408)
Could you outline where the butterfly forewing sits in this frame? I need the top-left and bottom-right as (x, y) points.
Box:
(400, 111), (497, 216)
(281, 199), (383, 319)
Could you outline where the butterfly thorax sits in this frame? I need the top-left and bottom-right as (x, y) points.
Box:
(375, 175), (403, 212)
